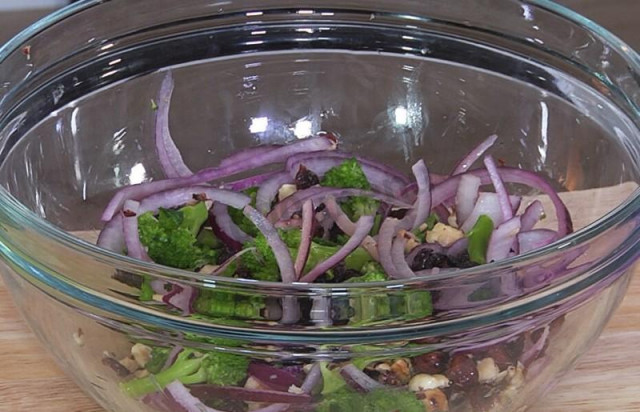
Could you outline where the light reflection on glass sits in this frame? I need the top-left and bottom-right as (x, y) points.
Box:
(538, 101), (549, 164)
(246, 11), (263, 17)
(249, 117), (269, 133)
(129, 163), (147, 185)
(394, 106), (408, 125)
(293, 119), (313, 139)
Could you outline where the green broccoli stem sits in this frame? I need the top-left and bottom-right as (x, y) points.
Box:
(467, 214), (494, 265)
(120, 351), (204, 398)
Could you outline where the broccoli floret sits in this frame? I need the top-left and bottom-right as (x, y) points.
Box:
(121, 348), (249, 398)
(320, 158), (379, 221)
(317, 388), (423, 412)
(228, 187), (259, 237)
(138, 202), (219, 270)
(319, 362), (347, 395)
(192, 289), (265, 319)
(239, 229), (373, 281)
(144, 347), (170, 374)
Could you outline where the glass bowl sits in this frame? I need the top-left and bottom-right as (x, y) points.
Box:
(0, 1), (638, 411)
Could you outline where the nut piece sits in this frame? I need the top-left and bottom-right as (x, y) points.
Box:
(477, 358), (500, 383)
(278, 184), (297, 201)
(426, 223), (464, 247)
(409, 374), (450, 392)
(413, 351), (449, 375)
(118, 356), (140, 373)
(447, 354), (478, 388)
(131, 343), (152, 368)
(390, 359), (412, 385)
(417, 388), (449, 412)
(73, 328), (85, 347)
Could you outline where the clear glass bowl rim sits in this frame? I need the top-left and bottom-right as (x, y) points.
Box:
(0, 0), (638, 294)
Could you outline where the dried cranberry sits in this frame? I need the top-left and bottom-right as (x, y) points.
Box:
(410, 249), (451, 271)
(413, 351), (449, 374)
(505, 335), (525, 361)
(447, 354), (479, 388)
(484, 345), (513, 370)
(295, 165), (320, 190)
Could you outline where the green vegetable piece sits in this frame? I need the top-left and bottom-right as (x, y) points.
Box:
(320, 158), (379, 221)
(192, 289), (264, 319)
(425, 212), (439, 231)
(144, 347), (170, 374)
(122, 348), (249, 398)
(138, 202), (218, 270)
(228, 187), (259, 237)
(345, 262), (387, 283)
(466, 214), (494, 265)
(317, 388), (423, 412)
(196, 228), (223, 249)
(319, 362), (347, 395)
(139, 276), (154, 301)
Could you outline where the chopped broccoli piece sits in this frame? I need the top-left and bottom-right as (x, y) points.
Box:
(320, 158), (379, 221)
(317, 388), (423, 412)
(144, 347), (170, 374)
(228, 187), (259, 237)
(139, 276), (154, 301)
(239, 229), (373, 281)
(138, 202), (219, 270)
(121, 348), (249, 398)
(192, 289), (265, 319)
(319, 362), (347, 395)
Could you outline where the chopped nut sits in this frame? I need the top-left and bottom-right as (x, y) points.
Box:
(390, 359), (412, 384)
(73, 328), (84, 347)
(409, 374), (450, 392)
(426, 223), (464, 247)
(288, 385), (304, 394)
(447, 214), (458, 228)
(131, 343), (152, 368)
(278, 184), (297, 201)
(417, 388), (449, 412)
(119, 356), (140, 373)
(374, 363), (392, 372)
(477, 358), (500, 383)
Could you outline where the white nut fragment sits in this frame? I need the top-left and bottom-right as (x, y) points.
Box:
(134, 369), (150, 378)
(131, 343), (152, 368)
(425, 223), (464, 247)
(278, 184), (297, 201)
(477, 357), (500, 383)
(409, 374), (450, 392)
(288, 385), (304, 394)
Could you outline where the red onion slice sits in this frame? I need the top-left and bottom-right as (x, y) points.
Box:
(455, 174), (481, 226)
(299, 215), (374, 283)
(340, 364), (383, 392)
(268, 187), (410, 223)
(256, 171), (293, 214)
(211, 202), (252, 244)
(102, 134), (337, 221)
(517, 229), (558, 254)
(208, 247), (255, 276)
(377, 218), (415, 280)
(391, 231), (416, 279)
(410, 160), (432, 230)
(122, 200), (151, 261)
(138, 186), (250, 214)
(301, 363), (322, 394)
(294, 200), (314, 278)
(451, 134), (498, 176)
(522, 326), (550, 365)
(219, 144), (284, 168)
(162, 346), (184, 371)
(243, 205), (296, 284)
(221, 170), (281, 192)
(164, 381), (223, 412)
(162, 283), (197, 315)
(155, 72), (193, 179)
(447, 237), (469, 257)
(521, 200), (545, 232)
(97, 214), (125, 253)
(486, 216), (522, 263)
(484, 155), (513, 222)
(325, 197), (379, 260)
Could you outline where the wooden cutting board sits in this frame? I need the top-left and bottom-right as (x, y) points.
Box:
(0, 183), (639, 411)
